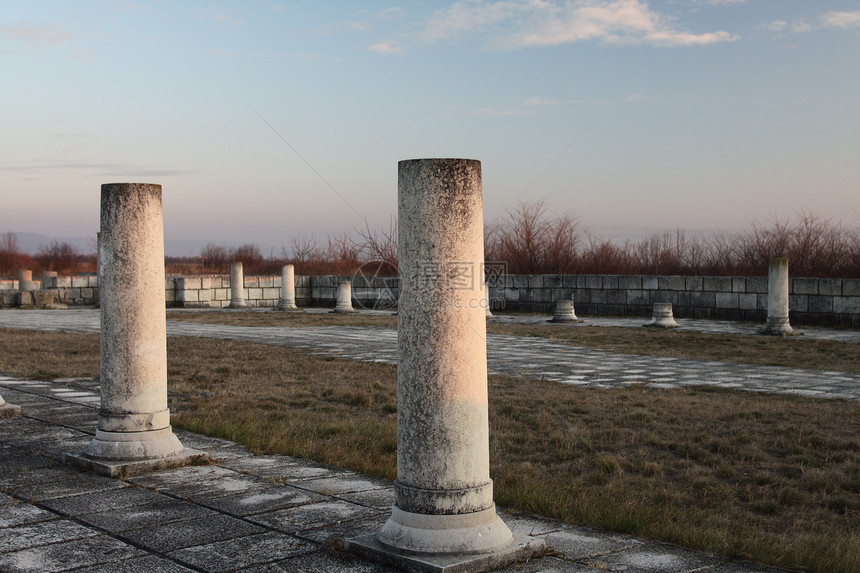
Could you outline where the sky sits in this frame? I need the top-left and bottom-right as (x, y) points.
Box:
(2, 1), (859, 255)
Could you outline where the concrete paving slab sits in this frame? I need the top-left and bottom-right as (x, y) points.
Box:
(0, 495), (58, 529)
(241, 546), (401, 572)
(166, 530), (316, 572)
(295, 474), (393, 495)
(7, 470), (128, 502)
(539, 526), (643, 560)
(0, 519), (99, 553)
(0, 533), (146, 572)
(336, 486), (396, 510)
(295, 512), (389, 544)
(221, 455), (354, 481)
(70, 554), (197, 572)
(495, 556), (595, 572)
(584, 542), (723, 572)
(37, 484), (159, 516)
(118, 513), (266, 553)
(501, 511), (568, 537)
(197, 483), (327, 517)
(76, 498), (218, 532)
(0, 466), (78, 489)
(248, 499), (381, 533)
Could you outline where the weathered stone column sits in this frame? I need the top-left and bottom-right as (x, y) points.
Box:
(644, 302), (678, 328)
(17, 270), (35, 291)
(349, 159), (542, 571)
(278, 264), (298, 310)
(331, 280), (356, 313)
(762, 258), (794, 335)
(67, 183), (204, 476)
(549, 299), (582, 323)
(229, 262), (247, 308)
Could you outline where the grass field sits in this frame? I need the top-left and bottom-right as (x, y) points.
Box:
(1, 319), (858, 573)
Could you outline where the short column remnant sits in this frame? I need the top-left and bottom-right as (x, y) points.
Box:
(484, 281), (494, 318)
(644, 302), (679, 328)
(17, 270), (35, 291)
(229, 262), (248, 309)
(331, 280), (357, 313)
(278, 264), (299, 310)
(549, 299), (583, 323)
(0, 393), (21, 417)
(64, 183), (207, 477)
(761, 258), (798, 336)
(347, 158), (544, 572)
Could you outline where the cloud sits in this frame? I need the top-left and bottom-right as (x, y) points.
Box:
(2, 24), (70, 48)
(0, 161), (194, 178)
(821, 11), (860, 30)
(524, 96), (557, 106)
(369, 41), (405, 54)
(423, 0), (739, 49)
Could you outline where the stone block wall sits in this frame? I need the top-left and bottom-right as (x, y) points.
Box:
(488, 275), (860, 327)
(2, 272), (856, 327)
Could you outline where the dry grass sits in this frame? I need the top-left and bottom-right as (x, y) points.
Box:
(1, 327), (858, 573)
(165, 310), (860, 373)
(166, 310), (398, 329)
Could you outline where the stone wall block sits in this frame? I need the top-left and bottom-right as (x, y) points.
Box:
(642, 276), (658, 290)
(792, 278), (818, 295)
(685, 276), (703, 291)
(619, 276), (641, 290)
(703, 277), (732, 292)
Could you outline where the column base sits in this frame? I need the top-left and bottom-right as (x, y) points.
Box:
(348, 505), (545, 573)
(0, 402), (22, 418)
(760, 319), (799, 336)
(64, 426), (208, 476)
(277, 303), (300, 311)
(229, 302), (248, 309)
(64, 447), (209, 478)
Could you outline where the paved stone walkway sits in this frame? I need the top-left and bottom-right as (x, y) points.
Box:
(0, 374), (790, 572)
(1, 309), (858, 400)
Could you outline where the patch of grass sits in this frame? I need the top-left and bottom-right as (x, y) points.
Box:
(166, 309), (397, 329)
(1, 326), (858, 572)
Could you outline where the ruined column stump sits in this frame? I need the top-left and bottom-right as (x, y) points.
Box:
(761, 258), (798, 336)
(484, 281), (495, 318)
(64, 183), (206, 477)
(548, 299), (583, 323)
(0, 394), (21, 418)
(644, 302), (678, 328)
(331, 280), (357, 313)
(229, 262), (248, 308)
(347, 159), (544, 572)
(278, 264), (299, 310)
(17, 270), (35, 292)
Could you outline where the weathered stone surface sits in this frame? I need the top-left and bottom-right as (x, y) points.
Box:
(79, 183), (192, 464)
(228, 262), (247, 308)
(762, 258), (795, 335)
(366, 158), (536, 561)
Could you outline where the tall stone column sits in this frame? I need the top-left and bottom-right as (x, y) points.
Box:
(762, 257), (794, 335)
(229, 262), (247, 308)
(278, 264), (298, 310)
(349, 159), (542, 571)
(67, 183), (204, 476)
